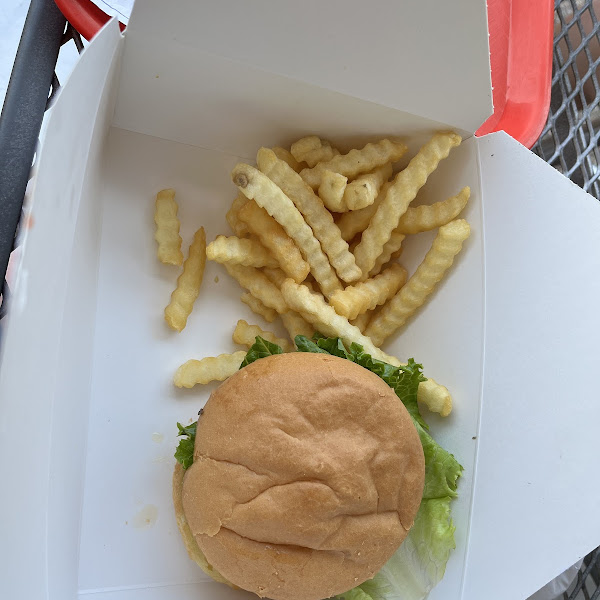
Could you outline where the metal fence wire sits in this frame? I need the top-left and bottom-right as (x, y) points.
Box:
(533, 0), (600, 197)
(565, 548), (600, 600)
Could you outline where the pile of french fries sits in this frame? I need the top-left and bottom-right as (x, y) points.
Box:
(154, 133), (472, 418)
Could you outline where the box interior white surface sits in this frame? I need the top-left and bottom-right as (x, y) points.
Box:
(76, 125), (481, 600)
(1, 3), (600, 600)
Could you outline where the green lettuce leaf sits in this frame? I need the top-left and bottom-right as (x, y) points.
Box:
(174, 421), (197, 470)
(240, 336), (283, 368)
(358, 497), (457, 600)
(418, 423), (463, 500)
(294, 335), (329, 354)
(334, 587), (374, 600)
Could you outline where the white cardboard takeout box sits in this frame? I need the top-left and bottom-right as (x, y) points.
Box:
(0, 1), (599, 599)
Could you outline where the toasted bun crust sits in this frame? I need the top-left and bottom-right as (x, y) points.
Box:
(181, 353), (424, 600)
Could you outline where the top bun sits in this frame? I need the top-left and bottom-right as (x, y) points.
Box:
(182, 353), (424, 600)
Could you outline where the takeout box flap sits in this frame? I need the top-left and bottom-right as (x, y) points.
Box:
(0, 20), (122, 598)
(466, 131), (600, 599)
(118, 0), (493, 147)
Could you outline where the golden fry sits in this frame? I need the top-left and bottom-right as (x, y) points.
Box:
(206, 235), (279, 268)
(366, 219), (470, 345)
(272, 147), (304, 173)
(225, 193), (250, 238)
(299, 139), (407, 189)
(330, 263), (407, 320)
(233, 319), (294, 352)
(317, 170), (348, 212)
(350, 310), (373, 333)
(238, 200), (309, 283)
(354, 132), (462, 277)
(164, 227), (206, 332)
(280, 310), (314, 342)
(257, 148), (362, 283)
(232, 163), (342, 298)
(263, 266), (321, 301)
(240, 292), (277, 323)
(418, 378), (452, 417)
(369, 231), (405, 277)
(262, 267), (315, 342)
(396, 186), (470, 234)
(290, 136), (339, 168)
(154, 189), (183, 265)
(262, 266), (287, 287)
(343, 163), (392, 211)
(174, 351), (247, 388)
(337, 181), (390, 242)
(280, 279), (400, 366)
(224, 263), (288, 314)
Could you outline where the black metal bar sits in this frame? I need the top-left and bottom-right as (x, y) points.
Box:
(568, 548), (600, 599)
(0, 0), (66, 294)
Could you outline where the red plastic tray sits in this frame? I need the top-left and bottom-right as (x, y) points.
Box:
(476, 0), (555, 148)
(54, 0), (554, 149)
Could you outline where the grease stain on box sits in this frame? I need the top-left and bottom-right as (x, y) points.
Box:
(131, 504), (158, 529)
(151, 432), (164, 443)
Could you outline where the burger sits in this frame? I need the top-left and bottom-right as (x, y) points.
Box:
(172, 336), (462, 600)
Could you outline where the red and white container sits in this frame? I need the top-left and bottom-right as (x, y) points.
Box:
(0, 2), (598, 600)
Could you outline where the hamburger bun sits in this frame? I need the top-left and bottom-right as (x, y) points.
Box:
(172, 462), (234, 588)
(179, 352), (425, 600)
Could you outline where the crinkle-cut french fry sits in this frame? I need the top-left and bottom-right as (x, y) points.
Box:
(206, 235), (279, 268)
(280, 279), (400, 366)
(224, 263), (288, 314)
(257, 148), (362, 283)
(396, 186), (470, 234)
(277, 279), (451, 413)
(259, 266), (452, 414)
(330, 263), (407, 320)
(369, 231), (405, 277)
(350, 310), (373, 334)
(389, 246), (404, 263)
(226, 193), (250, 238)
(240, 292), (277, 323)
(280, 311), (314, 342)
(366, 219), (471, 346)
(342, 163), (392, 211)
(262, 266), (287, 287)
(417, 378), (452, 417)
(272, 147), (304, 173)
(174, 351), (247, 388)
(318, 170), (348, 212)
(262, 267), (315, 342)
(299, 139), (407, 189)
(232, 163), (342, 298)
(238, 200), (309, 283)
(154, 189), (183, 265)
(354, 132), (462, 277)
(337, 181), (390, 242)
(263, 266), (320, 300)
(290, 136), (339, 168)
(165, 227), (206, 332)
(233, 319), (294, 352)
